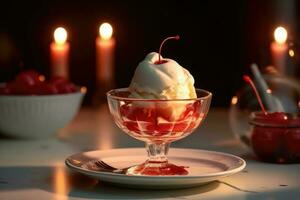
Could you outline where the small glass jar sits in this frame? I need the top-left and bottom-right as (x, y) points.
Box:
(249, 111), (300, 163)
(229, 74), (300, 155)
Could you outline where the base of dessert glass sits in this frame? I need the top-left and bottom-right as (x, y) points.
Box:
(125, 142), (189, 176)
(126, 160), (188, 176)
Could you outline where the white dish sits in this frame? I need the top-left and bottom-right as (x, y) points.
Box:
(65, 148), (246, 189)
(0, 90), (85, 139)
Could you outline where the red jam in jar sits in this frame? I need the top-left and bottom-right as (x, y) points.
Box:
(250, 112), (300, 163)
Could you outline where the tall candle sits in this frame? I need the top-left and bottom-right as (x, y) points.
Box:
(50, 27), (70, 79)
(270, 26), (288, 75)
(95, 22), (115, 89)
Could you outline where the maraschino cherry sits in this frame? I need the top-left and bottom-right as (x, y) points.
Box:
(243, 75), (287, 121)
(154, 35), (180, 65)
(243, 75), (267, 115)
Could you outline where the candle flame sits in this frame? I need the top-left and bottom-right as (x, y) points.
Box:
(99, 23), (113, 40)
(274, 26), (287, 45)
(54, 27), (67, 45)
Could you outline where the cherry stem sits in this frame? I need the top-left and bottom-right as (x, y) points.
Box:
(157, 35), (180, 64)
(243, 75), (268, 115)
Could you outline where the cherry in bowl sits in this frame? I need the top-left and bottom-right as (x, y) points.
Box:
(0, 70), (86, 139)
(0, 70), (78, 95)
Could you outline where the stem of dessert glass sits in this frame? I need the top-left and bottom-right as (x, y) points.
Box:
(145, 142), (170, 163)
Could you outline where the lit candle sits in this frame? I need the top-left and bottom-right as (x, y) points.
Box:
(270, 26), (288, 75)
(50, 27), (70, 79)
(95, 22), (115, 89)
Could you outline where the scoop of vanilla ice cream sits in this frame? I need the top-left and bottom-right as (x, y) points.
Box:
(129, 52), (196, 99)
(129, 52), (197, 121)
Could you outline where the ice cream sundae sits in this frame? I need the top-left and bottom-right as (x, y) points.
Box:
(107, 36), (212, 175)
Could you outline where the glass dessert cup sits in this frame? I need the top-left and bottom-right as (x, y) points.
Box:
(107, 88), (212, 176)
(250, 111), (300, 163)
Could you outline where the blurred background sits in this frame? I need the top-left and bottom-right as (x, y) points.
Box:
(0, 0), (299, 107)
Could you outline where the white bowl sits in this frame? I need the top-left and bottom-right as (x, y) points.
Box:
(0, 89), (86, 139)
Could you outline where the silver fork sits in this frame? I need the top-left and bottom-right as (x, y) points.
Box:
(94, 160), (130, 174)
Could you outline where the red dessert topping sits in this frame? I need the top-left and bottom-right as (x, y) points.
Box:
(132, 162), (188, 175)
(120, 101), (201, 139)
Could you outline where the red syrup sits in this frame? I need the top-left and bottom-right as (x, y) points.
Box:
(128, 161), (189, 176)
(119, 101), (202, 140)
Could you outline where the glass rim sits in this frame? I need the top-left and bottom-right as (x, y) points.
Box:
(249, 121), (300, 128)
(249, 111), (300, 128)
(107, 88), (212, 102)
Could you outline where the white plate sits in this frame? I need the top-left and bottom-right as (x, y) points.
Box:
(65, 148), (246, 189)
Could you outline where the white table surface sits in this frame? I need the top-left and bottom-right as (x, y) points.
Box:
(0, 105), (300, 200)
